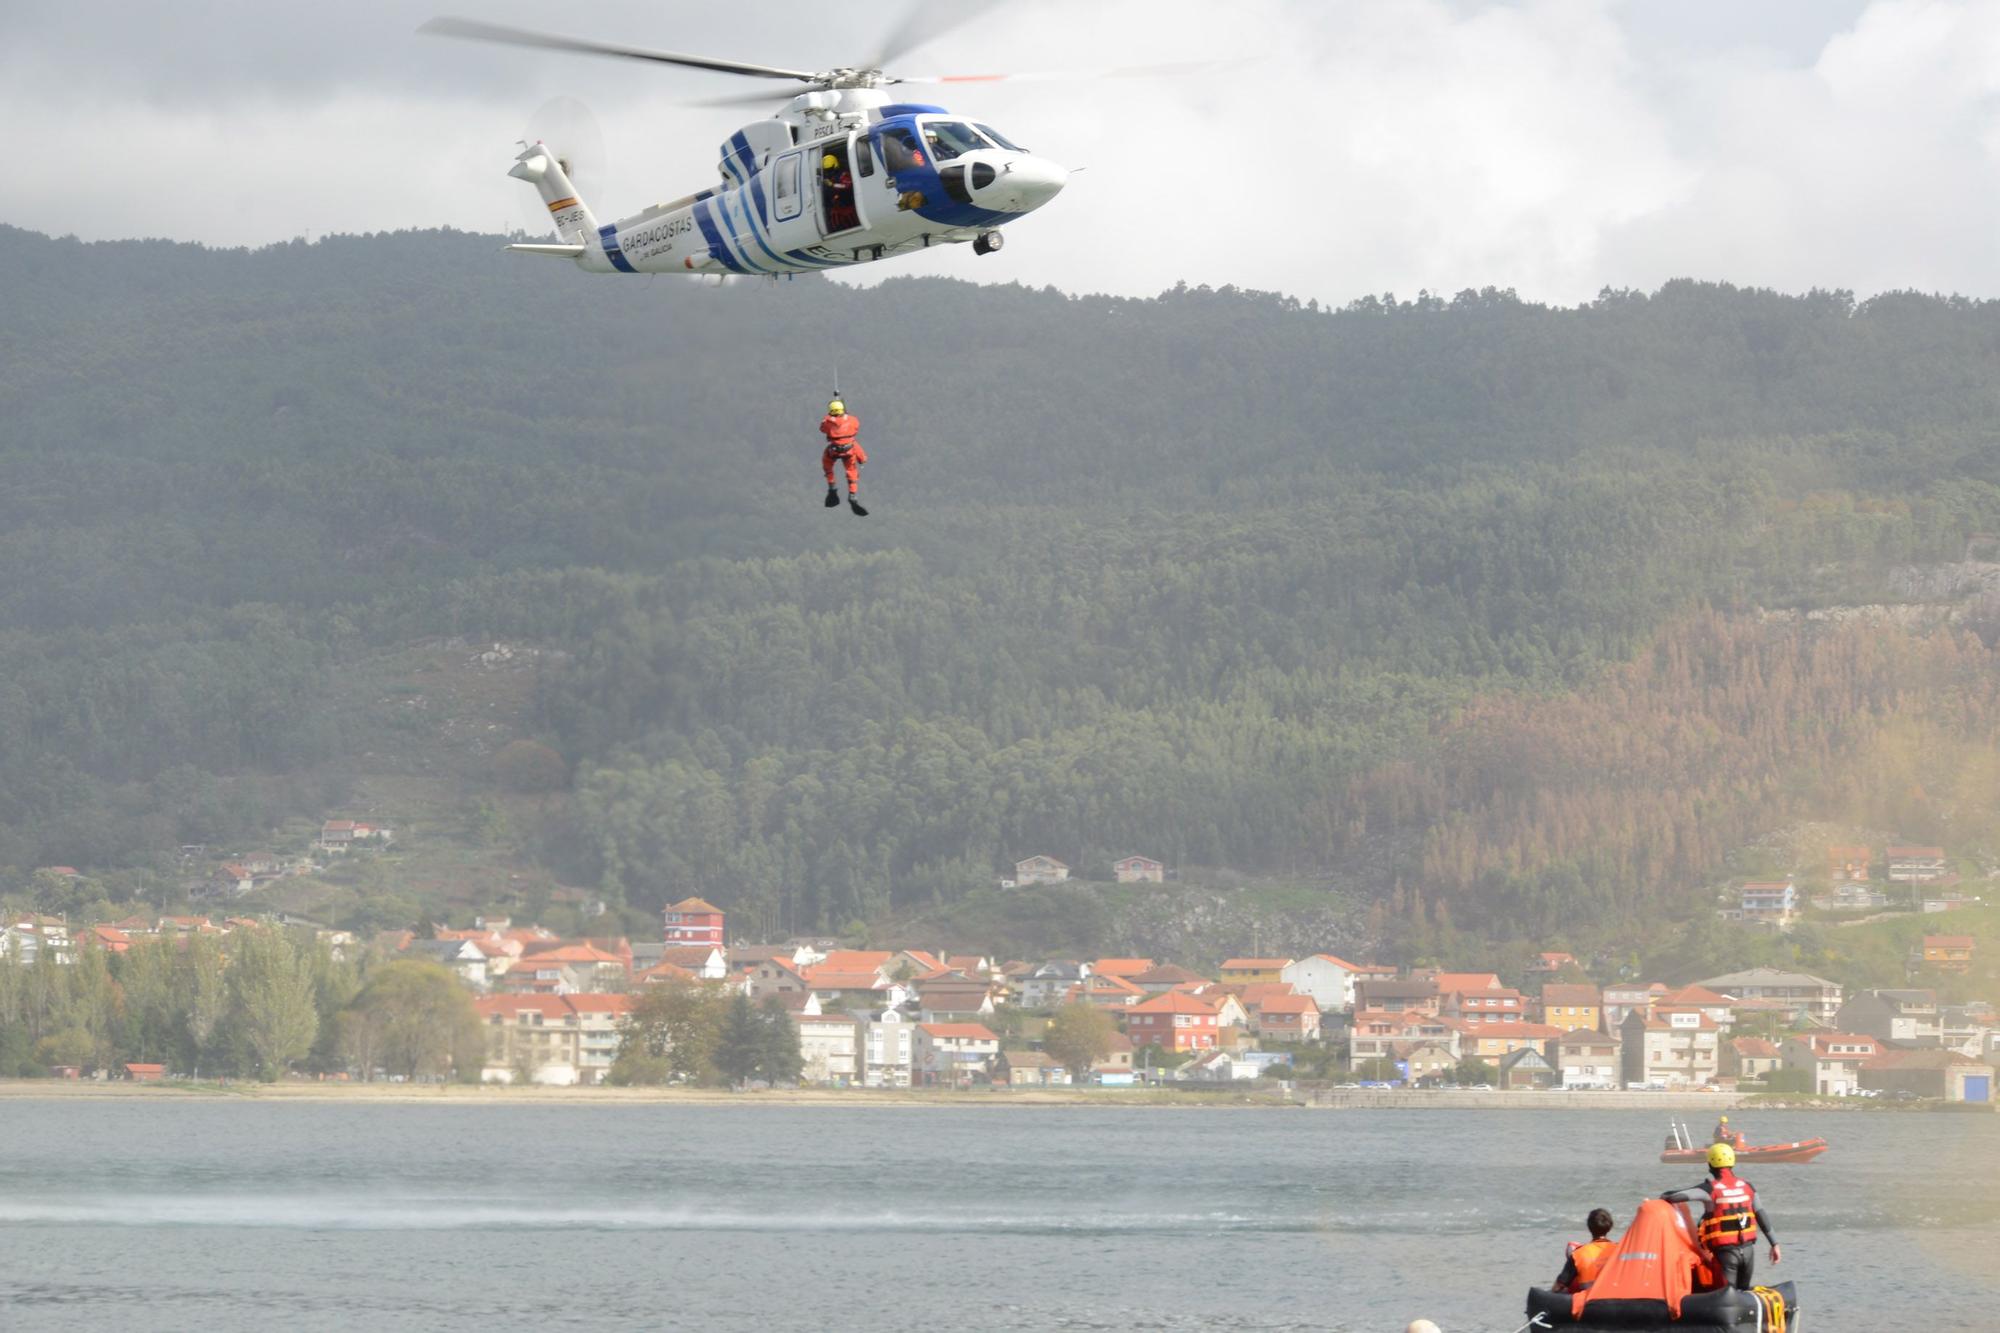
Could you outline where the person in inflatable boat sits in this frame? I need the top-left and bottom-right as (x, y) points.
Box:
(1662, 1142), (1782, 1291)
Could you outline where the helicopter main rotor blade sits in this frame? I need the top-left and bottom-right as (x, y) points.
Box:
(420, 17), (820, 82)
(892, 58), (1238, 86)
(867, 0), (1005, 74)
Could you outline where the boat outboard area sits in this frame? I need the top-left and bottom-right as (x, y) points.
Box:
(1524, 1200), (1800, 1333)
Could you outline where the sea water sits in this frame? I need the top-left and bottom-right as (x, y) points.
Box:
(0, 1101), (1993, 1331)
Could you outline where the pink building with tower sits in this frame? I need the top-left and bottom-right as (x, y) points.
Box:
(663, 897), (725, 947)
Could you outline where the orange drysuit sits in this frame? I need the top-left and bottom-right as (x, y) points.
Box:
(820, 413), (866, 493)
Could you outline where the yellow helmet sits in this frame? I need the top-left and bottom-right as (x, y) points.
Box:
(827, 399), (845, 415)
(822, 154), (839, 169)
(1707, 1143), (1736, 1170)
(1719, 1115), (1728, 1123)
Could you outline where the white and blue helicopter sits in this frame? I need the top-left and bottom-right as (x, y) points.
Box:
(423, 14), (1080, 278)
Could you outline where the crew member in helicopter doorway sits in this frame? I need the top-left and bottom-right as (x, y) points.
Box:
(821, 397), (868, 516)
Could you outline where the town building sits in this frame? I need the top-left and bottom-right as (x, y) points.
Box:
(1530, 951), (1578, 975)
(1020, 961), (1092, 1008)
(1919, 935), (1974, 974)
(1620, 1008), (1721, 1088)
(1601, 982), (1669, 1031)
(1779, 1032), (1881, 1096)
(473, 993), (634, 1085)
(1837, 989), (1942, 1047)
(1112, 856), (1165, 884)
(1538, 983), (1602, 1032)
(797, 1014), (860, 1086)
(1886, 846), (1948, 884)
(406, 938), (494, 990)
(1861, 1049), (1992, 1103)
(1724, 1037), (1783, 1081)
(1280, 954), (1368, 1013)
(1738, 880), (1797, 926)
(914, 1022), (1000, 1086)
(1550, 1030), (1621, 1089)
(1090, 958), (1155, 980)
(1347, 1010), (1462, 1070)
(997, 1050), (1072, 1086)
(857, 1016), (913, 1088)
(1828, 846), (1871, 882)
(1013, 855), (1070, 886)
(1453, 1021), (1565, 1065)
(1440, 986), (1529, 1025)
(1695, 968), (1844, 1024)
(1498, 1046), (1560, 1089)
(662, 897), (725, 949)
(1125, 991), (1222, 1052)
(1354, 977), (1441, 1015)
(1219, 958), (1292, 985)
(1063, 972), (1148, 1009)
(1400, 1041), (1459, 1084)
(1129, 962), (1210, 994)
(1247, 992), (1321, 1043)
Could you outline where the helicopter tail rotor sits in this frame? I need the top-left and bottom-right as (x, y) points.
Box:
(512, 97), (607, 243)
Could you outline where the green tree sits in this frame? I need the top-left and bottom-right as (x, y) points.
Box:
(612, 980), (723, 1085)
(178, 933), (228, 1075)
(1042, 1003), (1115, 1079)
(756, 995), (803, 1086)
(340, 960), (482, 1082)
(230, 930), (320, 1080)
(713, 991), (765, 1088)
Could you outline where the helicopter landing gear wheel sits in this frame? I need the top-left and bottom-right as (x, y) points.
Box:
(973, 230), (1004, 256)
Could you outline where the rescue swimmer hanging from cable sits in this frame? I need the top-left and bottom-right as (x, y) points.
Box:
(820, 394), (867, 516)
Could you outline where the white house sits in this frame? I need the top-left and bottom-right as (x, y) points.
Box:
(797, 1014), (860, 1086)
(914, 1022), (1000, 1085)
(1280, 954), (1366, 1013)
(858, 1015), (914, 1089)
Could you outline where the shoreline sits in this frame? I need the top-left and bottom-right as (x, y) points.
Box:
(3, 1080), (1985, 1110)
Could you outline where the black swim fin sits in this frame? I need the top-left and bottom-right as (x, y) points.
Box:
(848, 497), (869, 517)
(824, 487), (840, 508)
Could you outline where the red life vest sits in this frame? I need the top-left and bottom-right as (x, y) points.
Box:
(1699, 1175), (1759, 1248)
(821, 413), (860, 454)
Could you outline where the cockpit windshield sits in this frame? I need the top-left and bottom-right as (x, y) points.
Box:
(975, 123), (1026, 152)
(919, 120), (990, 161)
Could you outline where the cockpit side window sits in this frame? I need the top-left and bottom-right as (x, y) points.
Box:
(975, 123), (1025, 152)
(919, 120), (987, 161)
(879, 127), (924, 173)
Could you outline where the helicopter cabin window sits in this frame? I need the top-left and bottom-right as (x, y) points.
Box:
(853, 134), (875, 179)
(773, 152), (802, 221)
(919, 120), (987, 161)
(976, 123), (1025, 152)
(879, 127), (924, 174)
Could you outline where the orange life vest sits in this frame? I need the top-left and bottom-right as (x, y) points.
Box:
(1698, 1175), (1759, 1248)
(1570, 1238), (1615, 1289)
(821, 414), (860, 454)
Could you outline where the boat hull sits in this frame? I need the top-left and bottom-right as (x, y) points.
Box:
(1527, 1280), (1799, 1331)
(1660, 1139), (1827, 1165)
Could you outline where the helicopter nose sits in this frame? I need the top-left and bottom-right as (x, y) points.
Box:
(982, 154), (1068, 213)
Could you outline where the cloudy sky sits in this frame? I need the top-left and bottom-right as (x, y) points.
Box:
(5, 0), (1998, 305)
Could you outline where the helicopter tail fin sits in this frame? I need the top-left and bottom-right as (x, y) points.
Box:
(509, 142), (599, 246)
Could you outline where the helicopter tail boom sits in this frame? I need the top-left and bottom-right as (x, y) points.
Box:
(508, 142), (604, 256)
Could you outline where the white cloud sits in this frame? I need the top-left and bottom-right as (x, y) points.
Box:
(4, 0), (1999, 305)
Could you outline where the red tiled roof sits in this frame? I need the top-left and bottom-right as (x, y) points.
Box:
(816, 950), (894, 972)
(918, 1023), (997, 1040)
(1131, 963), (1209, 986)
(1129, 991), (1221, 1016)
(1090, 958), (1156, 977)
(1309, 953), (1365, 971)
(1541, 984), (1601, 1007)
(1925, 935), (1974, 949)
(667, 897), (724, 914)
(638, 962), (696, 983)
(1221, 958), (1292, 970)
(803, 969), (889, 990)
(1731, 1037), (1781, 1058)
(1255, 994), (1319, 1015)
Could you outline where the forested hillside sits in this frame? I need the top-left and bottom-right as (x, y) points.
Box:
(3, 223), (1998, 952)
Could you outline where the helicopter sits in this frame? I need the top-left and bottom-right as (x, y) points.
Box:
(422, 14), (1077, 278)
